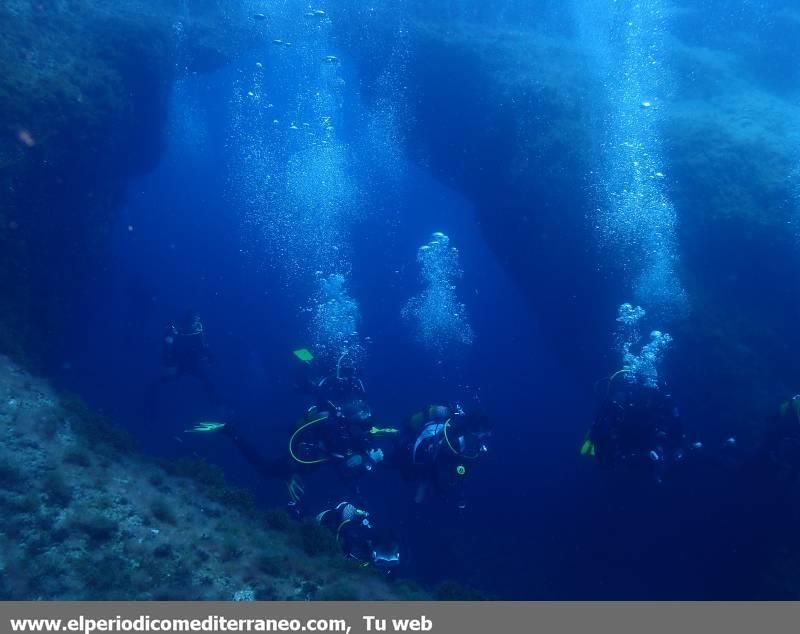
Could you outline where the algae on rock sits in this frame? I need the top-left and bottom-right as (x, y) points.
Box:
(0, 354), (411, 600)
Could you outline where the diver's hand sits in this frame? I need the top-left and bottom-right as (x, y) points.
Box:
(287, 475), (305, 504)
(345, 455), (364, 469)
(368, 448), (384, 464)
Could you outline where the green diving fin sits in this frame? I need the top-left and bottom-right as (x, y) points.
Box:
(185, 421), (226, 433)
(369, 426), (400, 435)
(580, 438), (596, 457)
(293, 348), (315, 364)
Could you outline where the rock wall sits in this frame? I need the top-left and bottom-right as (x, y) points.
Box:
(391, 8), (800, 436)
(4, 0), (800, 435)
(0, 0), (255, 369)
(0, 353), (416, 599)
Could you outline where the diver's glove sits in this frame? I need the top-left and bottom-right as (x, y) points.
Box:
(367, 448), (384, 464)
(287, 474), (305, 505)
(345, 455), (364, 469)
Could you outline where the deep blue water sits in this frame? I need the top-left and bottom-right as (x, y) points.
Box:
(42, 0), (800, 598)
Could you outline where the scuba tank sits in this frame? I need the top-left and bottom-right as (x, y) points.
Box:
(409, 404), (451, 433)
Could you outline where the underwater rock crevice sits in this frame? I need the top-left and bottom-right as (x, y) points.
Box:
(393, 16), (800, 425)
(0, 0), (257, 369)
(402, 21), (619, 374)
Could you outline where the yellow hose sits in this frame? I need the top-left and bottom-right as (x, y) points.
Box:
(604, 368), (632, 397)
(443, 420), (481, 460)
(608, 368), (631, 384)
(289, 416), (329, 465)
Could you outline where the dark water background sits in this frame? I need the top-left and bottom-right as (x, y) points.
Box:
(41, 0), (800, 598)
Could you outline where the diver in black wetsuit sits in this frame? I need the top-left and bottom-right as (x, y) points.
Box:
(582, 377), (699, 482)
(288, 400), (382, 472)
(315, 501), (400, 569)
(295, 351), (367, 412)
(221, 398), (385, 512)
(760, 395), (800, 483)
(390, 403), (491, 510)
(146, 311), (217, 411)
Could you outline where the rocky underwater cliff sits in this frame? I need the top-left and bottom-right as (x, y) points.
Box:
(0, 0), (259, 369)
(3, 0), (800, 599)
(0, 353), (419, 600)
(370, 2), (800, 440)
(0, 2), (425, 599)
(5, 1), (800, 446)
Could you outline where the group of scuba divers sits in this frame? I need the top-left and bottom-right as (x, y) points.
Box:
(148, 312), (800, 569)
(580, 367), (800, 488)
(147, 312), (492, 571)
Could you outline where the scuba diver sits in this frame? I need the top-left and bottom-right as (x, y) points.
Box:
(315, 501), (401, 570)
(146, 311), (217, 411)
(212, 397), (386, 513)
(288, 399), (385, 478)
(760, 395), (800, 483)
(581, 372), (699, 483)
(391, 403), (491, 509)
(294, 348), (367, 411)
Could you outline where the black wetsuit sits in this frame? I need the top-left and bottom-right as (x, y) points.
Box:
(313, 375), (367, 411)
(224, 407), (378, 486)
(295, 358), (366, 409)
(146, 320), (217, 410)
(589, 382), (686, 478)
(316, 502), (400, 568)
(761, 400), (800, 482)
(316, 502), (374, 563)
(392, 406), (488, 508)
(223, 423), (295, 480)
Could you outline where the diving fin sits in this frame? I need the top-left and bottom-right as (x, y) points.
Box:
(369, 426), (400, 435)
(185, 421), (226, 433)
(293, 348), (315, 364)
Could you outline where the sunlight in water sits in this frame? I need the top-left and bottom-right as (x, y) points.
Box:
(577, 0), (688, 319)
